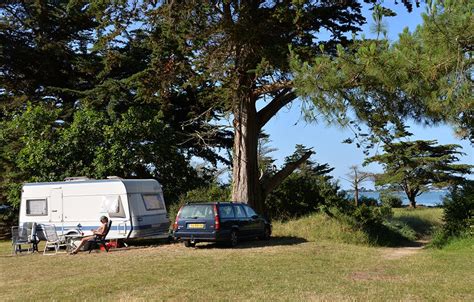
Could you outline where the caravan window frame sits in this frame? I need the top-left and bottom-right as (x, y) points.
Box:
(142, 194), (165, 211)
(26, 199), (48, 216)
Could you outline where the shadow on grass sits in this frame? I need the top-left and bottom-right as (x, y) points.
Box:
(363, 224), (412, 247)
(358, 210), (441, 247)
(124, 237), (172, 247)
(194, 236), (308, 250)
(392, 216), (437, 239)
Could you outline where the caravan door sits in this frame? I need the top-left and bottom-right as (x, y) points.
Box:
(102, 195), (129, 239)
(49, 188), (63, 224)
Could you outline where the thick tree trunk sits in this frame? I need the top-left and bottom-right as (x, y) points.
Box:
(407, 193), (417, 208)
(231, 97), (265, 213)
(404, 185), (418, 208)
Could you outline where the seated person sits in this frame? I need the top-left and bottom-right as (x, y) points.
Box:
(70, 216), (108, 254)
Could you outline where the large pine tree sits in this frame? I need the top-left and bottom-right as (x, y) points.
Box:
(143, 0), (384, 213)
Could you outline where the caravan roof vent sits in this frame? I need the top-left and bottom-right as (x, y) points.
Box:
(106, 176), (123, 179)
(64, 176), (92, 182)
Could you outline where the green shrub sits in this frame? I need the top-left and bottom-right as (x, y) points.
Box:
(442, 181), (474, 237)
(265, 173), (344, 220)
(352, 205), (383, 228)
(380, 192), (403, 208)
(330, 204), (411, 246)
(358, 195), (378, 207)
(428, 181), (474, 248)
(429, 228), (451, 248)
(168, 183), (231, 223)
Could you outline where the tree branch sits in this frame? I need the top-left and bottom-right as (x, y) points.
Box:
(252, 80), (293, 97)
(257, 89), (297, 130)
(261, 150), (314, 197)
(223, 2), (233, 26)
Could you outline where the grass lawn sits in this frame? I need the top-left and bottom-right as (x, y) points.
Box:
(0, 208), (472, 301)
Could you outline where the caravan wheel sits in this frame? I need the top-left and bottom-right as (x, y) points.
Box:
(184, 240), (195, 248)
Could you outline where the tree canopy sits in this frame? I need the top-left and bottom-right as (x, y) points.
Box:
(0, 0), (231, 207)
(143, 0), (401, 213)
(292, 0), (473, 145)
(365, 138), (472, 208)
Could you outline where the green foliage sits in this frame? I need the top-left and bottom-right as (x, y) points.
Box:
(181, 184), (231, 203)
(380, 192), (403, 208)
(0, 104), (209, 207)
(168, 183), (231, 224)
(330, 203), (415, 246)
(366, 138), (472, 207)
(292, 0), (474, 142)
(257, 132), (278, 176)
(145, 1), (385, 209)
(0, 1), (232, 208)
(358, 196), (378, 207)
(265, 172), (343, 221)
(442, 181), (474, 237)
(265, 148), (342, 220)
(273, 212), (370, 245)
(429, 227), (472, 249)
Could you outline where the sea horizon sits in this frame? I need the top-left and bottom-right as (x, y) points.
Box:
(346, 190), (448, 206)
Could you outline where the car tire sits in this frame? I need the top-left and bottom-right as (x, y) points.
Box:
(262, 226), (271, 240)
(229, 230), (238, 247)
(184, 240), (195, 248)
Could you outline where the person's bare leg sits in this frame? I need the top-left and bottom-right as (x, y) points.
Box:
(71, 236), (93, 254)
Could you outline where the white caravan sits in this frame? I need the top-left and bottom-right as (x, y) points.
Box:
(19, 177), (170, 239)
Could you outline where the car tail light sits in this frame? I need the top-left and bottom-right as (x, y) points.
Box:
(213, 204), (220, 231)
(173, 207), (183, 231)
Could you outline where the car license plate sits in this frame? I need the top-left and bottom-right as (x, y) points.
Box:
(187, 223), (205, 229)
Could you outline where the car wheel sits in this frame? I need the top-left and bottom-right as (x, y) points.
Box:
(184, 240), (195, 248)
(229, 230), (238, 247)
(262, 226), (271, 240)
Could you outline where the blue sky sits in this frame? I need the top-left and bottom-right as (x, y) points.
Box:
(260, 2), (473, 189)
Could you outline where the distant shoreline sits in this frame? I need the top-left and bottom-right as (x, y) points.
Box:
(346, 190), (448, 206)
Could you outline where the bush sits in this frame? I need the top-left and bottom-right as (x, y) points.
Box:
(358, 196), (378, 207)
(168, 183), (231, 223)
(429, 227), (471, 248)
(380, 192), (403, 208)
(442, 181), (474, 237)
(429, 181), (473, 248)
(352, 205), (384, 228)
(330, 204), (411, 246)
(265, 173), (344, 220)
(0, 205), (17, 240)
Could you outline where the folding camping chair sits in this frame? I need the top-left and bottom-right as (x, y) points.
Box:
(42, 224), (67, 255)
(87, 220), (112, 253)
(11, 225), (33, 254)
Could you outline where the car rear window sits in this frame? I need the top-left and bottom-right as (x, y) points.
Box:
(179, 205), (214, 219)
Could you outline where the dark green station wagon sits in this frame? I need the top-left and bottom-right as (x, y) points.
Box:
(172, 202), (271, 247)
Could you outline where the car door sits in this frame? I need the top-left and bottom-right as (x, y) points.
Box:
(233, 204), (250, 238)
(243, 205), (265, 237)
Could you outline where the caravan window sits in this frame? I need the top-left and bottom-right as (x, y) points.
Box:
(102, 196), (126, 218)
(26, 199), (47, 216)
(142, 194), (164, 211)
